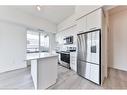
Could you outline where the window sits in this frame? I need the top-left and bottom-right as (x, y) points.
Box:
(27, 30), (49, 53)
(40, 33), (49, 52)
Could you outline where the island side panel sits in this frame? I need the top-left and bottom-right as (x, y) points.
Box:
(37, 56), (58, 89)
(31, 59), (37, 89)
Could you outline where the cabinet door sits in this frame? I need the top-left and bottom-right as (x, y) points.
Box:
(86, 9), (102, 31)
(76, 17), (87, 33)
(70, 52), (77, 72)
(58, 54), (62, 63)
(90, 64), (99, 84)
(56, 32), (63, 44)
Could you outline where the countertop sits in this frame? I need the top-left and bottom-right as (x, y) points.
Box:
(26, 52), (58, 60)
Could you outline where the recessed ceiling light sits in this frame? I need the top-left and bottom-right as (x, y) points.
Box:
(36, 5), (41, 11)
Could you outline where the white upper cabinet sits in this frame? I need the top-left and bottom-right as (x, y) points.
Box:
(75, 6), (102, 19)
(56, 32), (63, 45)
(76, 16), (87, 33)
(76, 8), (102, 33)
(86, 9), (102, 31)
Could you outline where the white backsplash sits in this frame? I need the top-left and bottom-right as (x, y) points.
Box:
(56, 44), (76, 52)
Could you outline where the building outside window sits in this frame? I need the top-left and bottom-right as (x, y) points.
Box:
(27, 30), (49, 53)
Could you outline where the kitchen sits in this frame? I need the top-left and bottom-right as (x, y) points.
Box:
(0, 5), (127, 90)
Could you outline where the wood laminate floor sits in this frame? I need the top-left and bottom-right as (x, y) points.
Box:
(0, 67), (34, 89)
(0, 65), (127, 89)
(49, 66), (127, 89)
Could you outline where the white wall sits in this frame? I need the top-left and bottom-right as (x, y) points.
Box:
(108, 7), (127, 71)
(0, 6), (56, 33)
(0, 21), (27, 73)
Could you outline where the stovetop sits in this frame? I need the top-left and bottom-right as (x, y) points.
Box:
(56, 50), (76, 54)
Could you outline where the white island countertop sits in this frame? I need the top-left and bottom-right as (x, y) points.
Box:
(26, 52), (58, 60)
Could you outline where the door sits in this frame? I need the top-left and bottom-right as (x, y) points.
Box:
(86, 30), (100, 64)
(91, 31), (100, 64)
(60, 53), (70, 63)
(77, 34), (87, 61)
(70, 52), (77, 72)
(86, 32), (92, 62)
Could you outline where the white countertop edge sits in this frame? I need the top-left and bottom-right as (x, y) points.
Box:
(26, 53), (58, 61)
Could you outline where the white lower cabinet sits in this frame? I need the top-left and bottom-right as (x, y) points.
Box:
(58, 54), (61, 63)
(90, 64), (99, 84)
(70, 52), (77, 72)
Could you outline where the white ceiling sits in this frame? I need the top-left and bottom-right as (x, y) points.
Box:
(14, 6), (75, 24)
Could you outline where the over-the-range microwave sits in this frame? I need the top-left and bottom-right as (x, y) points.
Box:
(63, 36), (73, 45)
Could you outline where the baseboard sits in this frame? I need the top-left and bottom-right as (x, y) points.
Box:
(108, 66), (127, 72)
(0, 64), (27, 74)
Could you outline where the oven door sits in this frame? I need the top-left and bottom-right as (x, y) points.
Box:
(60, 53), (70, 68)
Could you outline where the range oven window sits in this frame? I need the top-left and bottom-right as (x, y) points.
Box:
(60, 53), (70, 63)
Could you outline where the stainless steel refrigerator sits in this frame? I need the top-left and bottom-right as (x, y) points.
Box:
(77, 29), (101, 85)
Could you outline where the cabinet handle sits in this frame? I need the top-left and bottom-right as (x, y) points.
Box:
(90, 27), (97, 30)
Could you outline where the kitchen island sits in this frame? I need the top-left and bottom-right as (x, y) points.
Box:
(26, 53), (58, 89)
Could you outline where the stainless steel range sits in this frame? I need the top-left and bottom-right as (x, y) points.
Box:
(60, 51), (70, 69)
(57, 47), (76, 69)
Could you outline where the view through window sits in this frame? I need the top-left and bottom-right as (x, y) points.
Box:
(40, 32), (49, 52)
(27, 30), (49, 53)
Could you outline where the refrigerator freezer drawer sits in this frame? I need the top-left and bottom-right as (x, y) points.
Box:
(90, 64), (99, 84)
(85, 63), (91, 79)
(77, 61), (90, 80)
(77, 60), (86, 77)
(77, 60), (100, 84)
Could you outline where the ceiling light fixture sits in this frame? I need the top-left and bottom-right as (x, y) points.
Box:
(36, 5), (41, 11)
